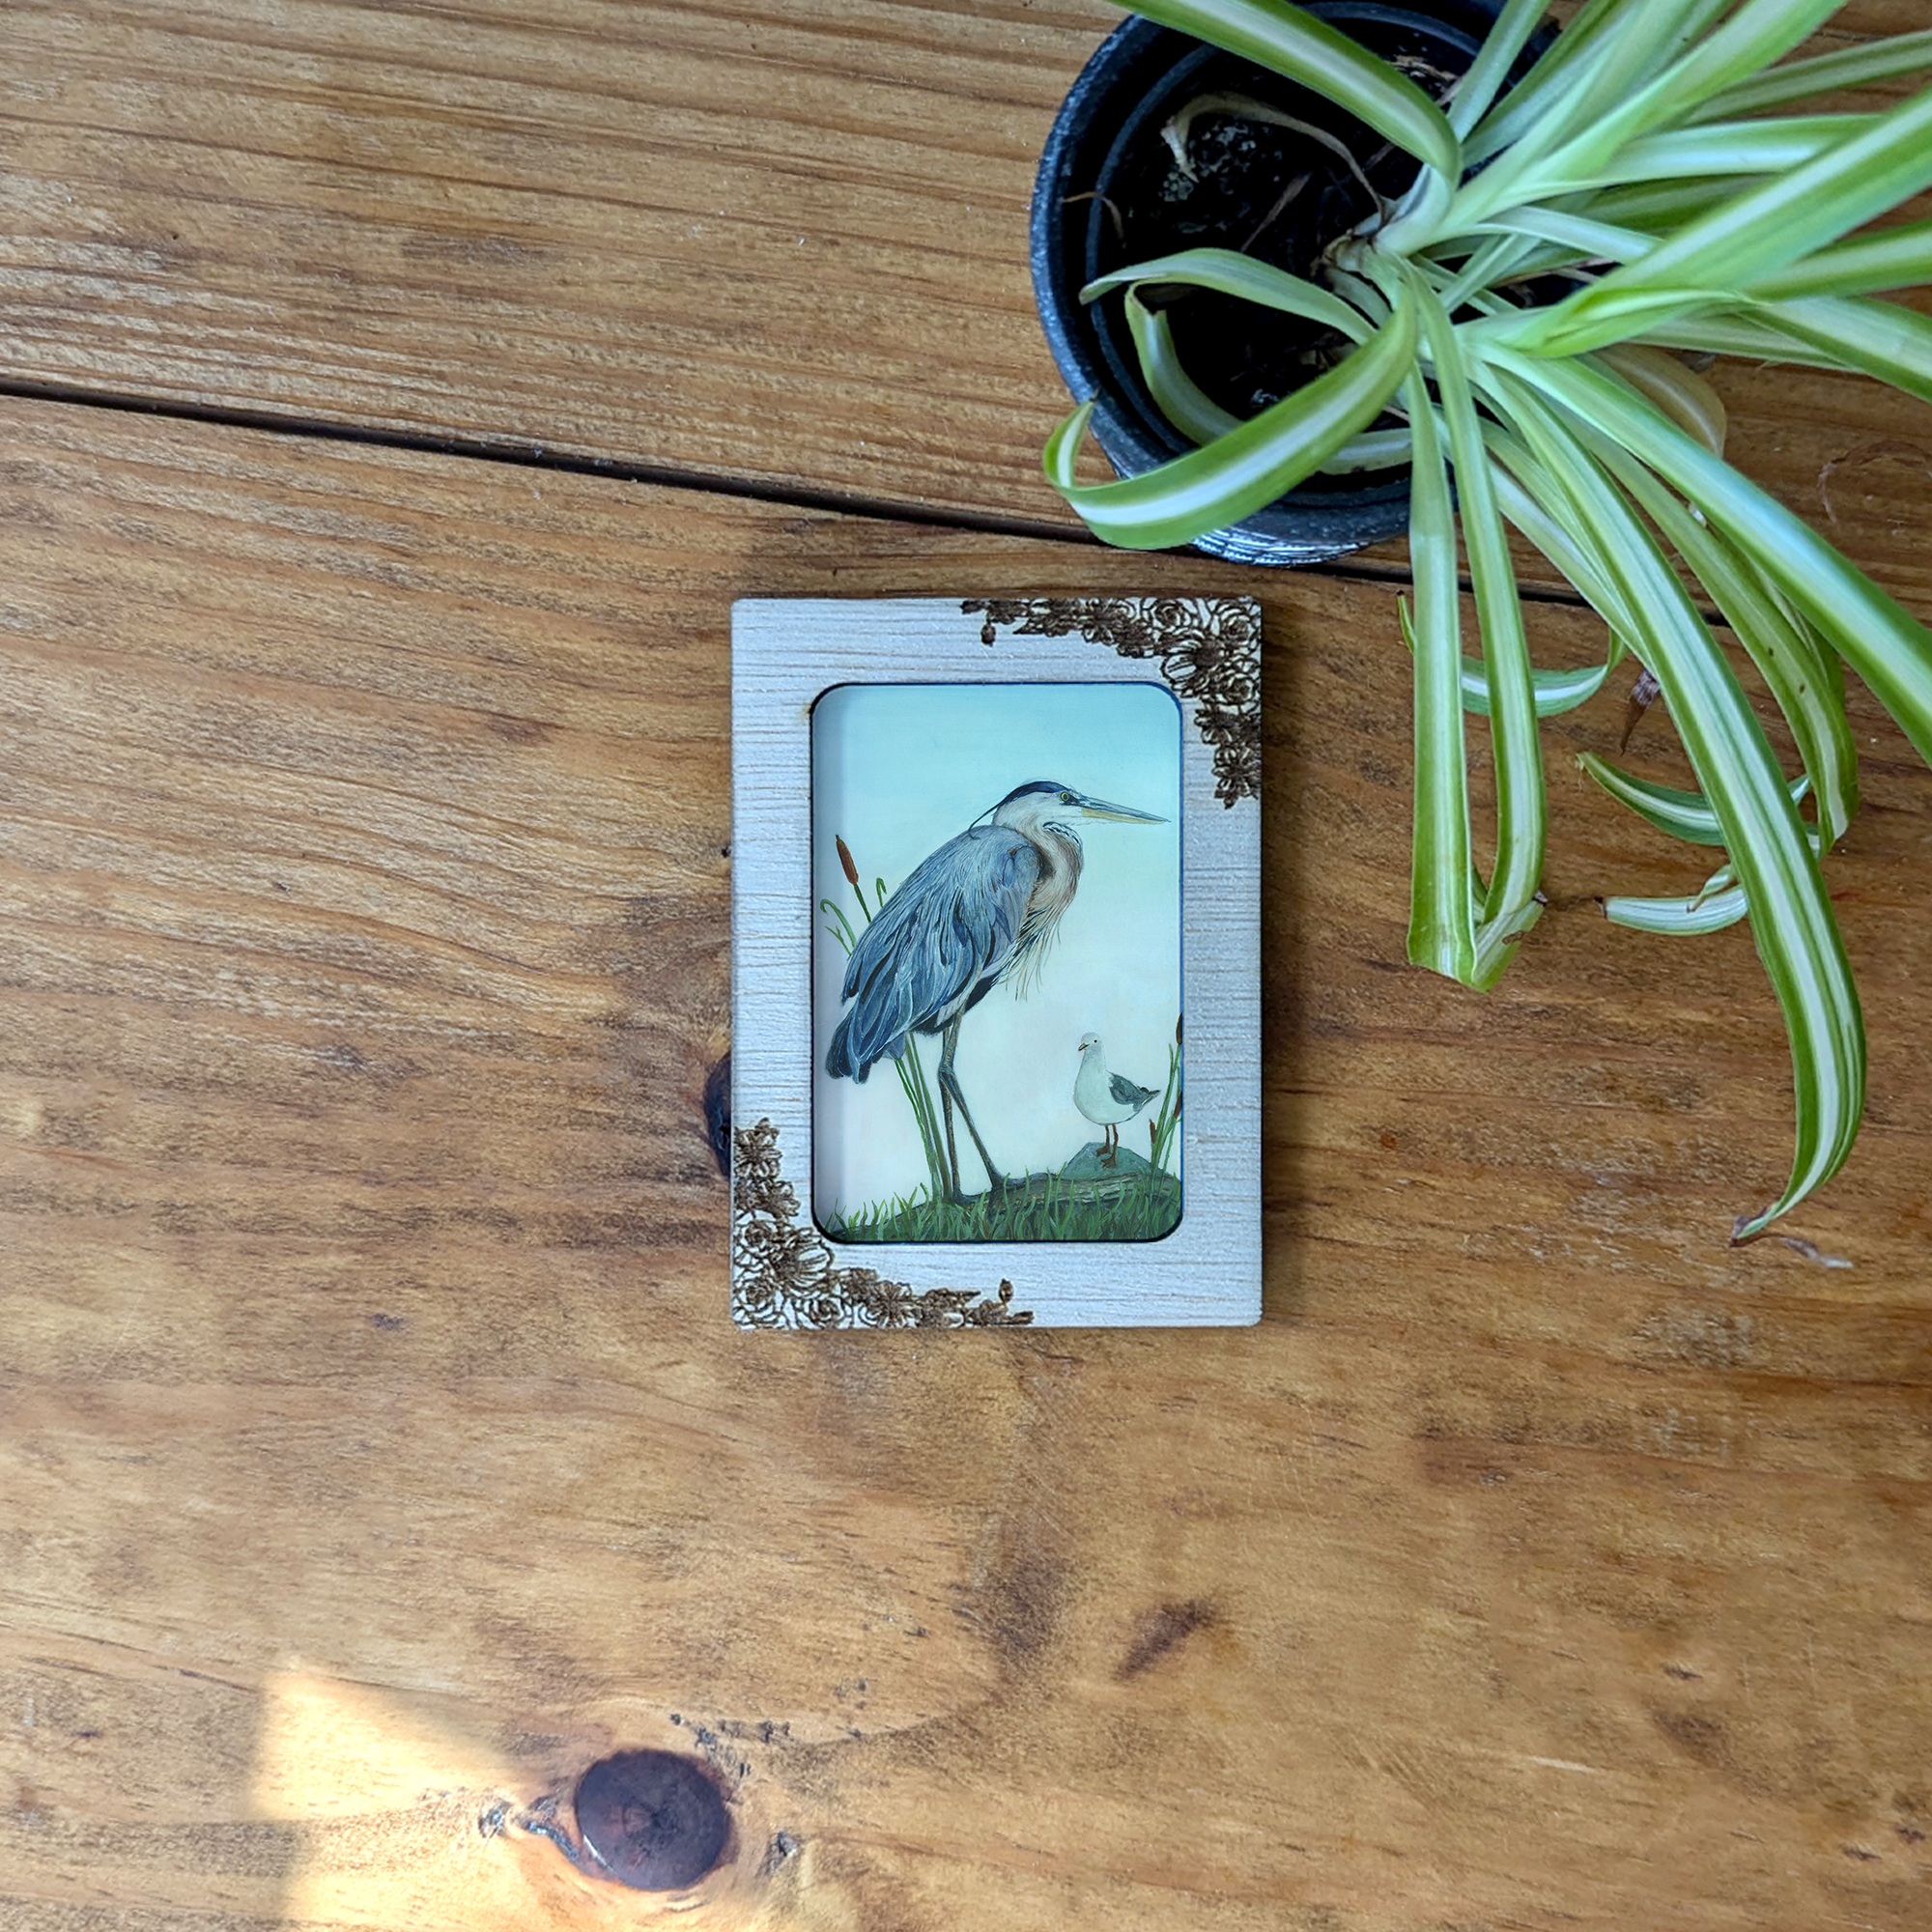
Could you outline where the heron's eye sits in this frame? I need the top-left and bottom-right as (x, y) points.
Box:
(1059, 790), (1073, 804)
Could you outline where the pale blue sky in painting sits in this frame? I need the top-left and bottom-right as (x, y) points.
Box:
(811, 681), (1181, 1225)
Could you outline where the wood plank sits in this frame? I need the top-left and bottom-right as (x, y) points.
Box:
(0, 394), (1928, 1929)
(7, 1), (1932, 610)
(0, 0), (1104, 518)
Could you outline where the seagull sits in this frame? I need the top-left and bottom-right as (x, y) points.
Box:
(1074, 1033), (1159, 1166)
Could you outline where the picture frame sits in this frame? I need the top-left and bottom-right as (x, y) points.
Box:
(730, 595), (1262, 1328)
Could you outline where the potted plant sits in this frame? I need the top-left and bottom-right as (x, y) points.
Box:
(1034, 0), (1547, 564)
(1036, 0), (1932, 1241)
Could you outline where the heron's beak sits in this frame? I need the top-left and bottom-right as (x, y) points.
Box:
(1077, 793), (1165, 824)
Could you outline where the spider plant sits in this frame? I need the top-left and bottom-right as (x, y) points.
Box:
(1045, 0), (1932, 1240)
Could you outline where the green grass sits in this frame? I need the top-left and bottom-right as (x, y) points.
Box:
(826, 1170), (1181, 1244)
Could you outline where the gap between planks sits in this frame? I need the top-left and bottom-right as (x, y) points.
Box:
(0, 373), (1625, 616)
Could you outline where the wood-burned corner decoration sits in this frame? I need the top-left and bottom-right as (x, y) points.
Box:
(963, 597), (1261, 806)
(732, 1118), (1034, 1328)
(730, 596), (1262, 1330)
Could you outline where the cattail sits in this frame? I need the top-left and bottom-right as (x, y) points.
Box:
(1176, 1013), (1183, 1045)
(836, 836), (859, 889)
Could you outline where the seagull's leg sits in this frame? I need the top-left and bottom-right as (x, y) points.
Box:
(937, 1017), (1009, 1201)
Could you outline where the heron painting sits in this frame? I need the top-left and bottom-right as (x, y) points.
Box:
(812, 682), (1182, 1242)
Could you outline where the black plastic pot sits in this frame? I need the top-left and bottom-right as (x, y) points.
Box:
(1031, 0), (1535, 566)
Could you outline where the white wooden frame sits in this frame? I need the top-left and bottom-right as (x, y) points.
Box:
(730, 596), (1261, 1328)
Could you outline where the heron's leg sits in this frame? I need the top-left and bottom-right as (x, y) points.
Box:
(937, 1018), (1009, 1200)
(937, 1067), (961, 1204)
(935, 1021), (965, 1205)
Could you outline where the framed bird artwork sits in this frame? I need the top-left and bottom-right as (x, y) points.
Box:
(730, 596), (1261, 1329)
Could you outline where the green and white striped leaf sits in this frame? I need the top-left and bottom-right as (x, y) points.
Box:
(1465, 0), (1728, 171)
(1512, 351), (1932, 765)
(1120, 290), (1408, 472)
(1595, 345), (1726, 455)
(1750, 219), (1932, 300)
(1465, 0), (1642, 163)
(1589, 434), (1860, 842)
(1605, 880), (1748, 934)
(1583, 177), (1761, 231)
(1486, 431), (1639, 627)
(1471, 205), (1646, 266)
(1445, 0), (1549, 137)
(1478, 358), (1863, 1241)
(1691, 27), (1932, 120)
(1759, 294), (1932, 408)
(1505, 87), (1932, 355)
(1433, 649), (1620, 720)
(1631, 311), (1854, 372)
(1579, 753), (1810, 846)
(1400, 369), (1479, 985)
(1494, 0), (1852, 210)
(1458, 0), (1840, 222)
(1319, 427), (1414, 472)
(1122, 293), (1243, 444)
(1043, 298), (1417, 550)
(1082, 247), (1370, 341)
(1411, 273), (1544, 973)
(1121, 0), (1459, 179)
(1505, 286), (1738, 360)
(1610, 114), (1874, 184)
(1605, 818), (1820, 933)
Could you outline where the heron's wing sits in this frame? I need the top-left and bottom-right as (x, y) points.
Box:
(1109, 1071), (1158, 1110)
(831, 829), (1038, 1078)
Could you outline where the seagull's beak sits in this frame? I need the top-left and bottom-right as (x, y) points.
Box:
(1077, 793), (1165, 824)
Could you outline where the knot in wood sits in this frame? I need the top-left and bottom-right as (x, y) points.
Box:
(574, 1749), (729, 1890)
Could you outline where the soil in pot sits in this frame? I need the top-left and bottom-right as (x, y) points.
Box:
(1069, 3), (1543, 509)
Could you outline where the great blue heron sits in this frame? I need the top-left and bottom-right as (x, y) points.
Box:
(824, 779), (1165, 1203)
(1073, 1033), (1159, 1165)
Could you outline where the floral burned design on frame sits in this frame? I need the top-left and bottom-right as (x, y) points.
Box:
(732, 1118), (1034, 1329)
(963, 596), (1261, 805)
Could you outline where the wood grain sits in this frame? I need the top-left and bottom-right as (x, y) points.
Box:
(0, 395), (1928, 1929)
(7, 0), (1932, 611)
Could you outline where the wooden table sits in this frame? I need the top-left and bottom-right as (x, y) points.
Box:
(1, 6), (1928, 1928)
